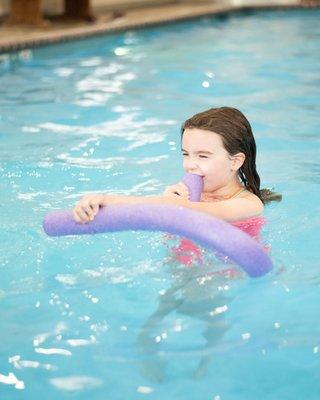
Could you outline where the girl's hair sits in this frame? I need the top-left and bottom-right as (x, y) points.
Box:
(181, 107), (281, 204)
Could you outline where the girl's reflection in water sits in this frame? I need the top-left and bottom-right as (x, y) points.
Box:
(137, 242), (242, 382)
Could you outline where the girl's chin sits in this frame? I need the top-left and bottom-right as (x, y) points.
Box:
(203, 184), (215, 193)
(203, 182), (220, 193)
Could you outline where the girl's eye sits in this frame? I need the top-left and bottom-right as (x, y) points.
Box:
(199, 155), (209, 159)
(182, 153), (188, 157)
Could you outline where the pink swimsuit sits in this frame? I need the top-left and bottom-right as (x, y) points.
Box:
(231, 215), (265, 239)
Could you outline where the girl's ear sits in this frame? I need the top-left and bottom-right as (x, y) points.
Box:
(231, 152), (245, 171)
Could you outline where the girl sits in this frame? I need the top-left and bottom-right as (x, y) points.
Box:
(72, 107), (281, 379)
(73, 107), (280, 231)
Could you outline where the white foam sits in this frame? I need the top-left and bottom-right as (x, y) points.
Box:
(35, 348), (72, 356)
(91, 297), (99, 304)
(50, 376), (102, 391)
(55, 274), (77, 286)
(8, 356), (56, 371)
(0, 372), (25, 390)
(137, 386), (154, 394)
(33, 332), (50, 347)
(210, 305), (228, 316)
(241, 333), (251, 341)
(67, 338), (96, 347)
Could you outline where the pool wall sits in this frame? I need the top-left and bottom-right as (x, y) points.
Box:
(0, 0), (319, 54)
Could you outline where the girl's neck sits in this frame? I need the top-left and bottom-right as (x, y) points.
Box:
(204, 180), (245, 201)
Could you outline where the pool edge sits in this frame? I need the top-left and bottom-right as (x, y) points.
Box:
(0, 2), (319, 54)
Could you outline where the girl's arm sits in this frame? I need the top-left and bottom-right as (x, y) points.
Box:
(73, 193), (263, 224)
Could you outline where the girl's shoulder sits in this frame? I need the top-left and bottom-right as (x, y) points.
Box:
(239, 190), (264, 215)
(198, 190), (263, 221)
(241, 190), (263, 203)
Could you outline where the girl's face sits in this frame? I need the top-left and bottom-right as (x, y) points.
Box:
(181, 128), (239, 192)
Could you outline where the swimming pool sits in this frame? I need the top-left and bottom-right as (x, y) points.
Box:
(1, 8), (319, 399)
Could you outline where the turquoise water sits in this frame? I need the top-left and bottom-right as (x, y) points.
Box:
(1, 8), (319, 399)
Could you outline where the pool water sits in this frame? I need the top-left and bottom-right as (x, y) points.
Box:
(1, 8), (319, 400)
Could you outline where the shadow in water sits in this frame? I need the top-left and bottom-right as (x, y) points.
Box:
(136, 257), (236, 382)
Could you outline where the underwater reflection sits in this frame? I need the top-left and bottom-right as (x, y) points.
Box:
(136, 242), (239, 382)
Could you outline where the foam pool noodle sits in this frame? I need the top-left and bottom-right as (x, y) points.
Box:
(43, 173), (272, 277)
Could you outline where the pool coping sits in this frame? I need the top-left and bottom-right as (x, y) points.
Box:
(0, 1), (319, 54)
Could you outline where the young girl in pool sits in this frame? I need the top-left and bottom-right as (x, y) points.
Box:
(71, 107), (281, 381)
(73, 106), (279, 232)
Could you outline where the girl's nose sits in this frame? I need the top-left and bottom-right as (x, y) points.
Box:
(184, 158), (199, 173)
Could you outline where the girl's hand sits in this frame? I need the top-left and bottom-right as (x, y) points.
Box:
(73, 194), (106, 224)
(163, 182), (189, 200)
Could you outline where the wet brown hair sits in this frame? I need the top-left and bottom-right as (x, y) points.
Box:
(181, 107), (281, 204)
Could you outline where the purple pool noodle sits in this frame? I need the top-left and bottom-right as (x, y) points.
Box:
(43, 174), (272, 277)
(182, 173), (203, 201)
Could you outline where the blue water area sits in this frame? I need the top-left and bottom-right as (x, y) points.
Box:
(0, 8), (319, 399)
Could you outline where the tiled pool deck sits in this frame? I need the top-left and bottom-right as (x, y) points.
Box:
(0, 0), (319, 53)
